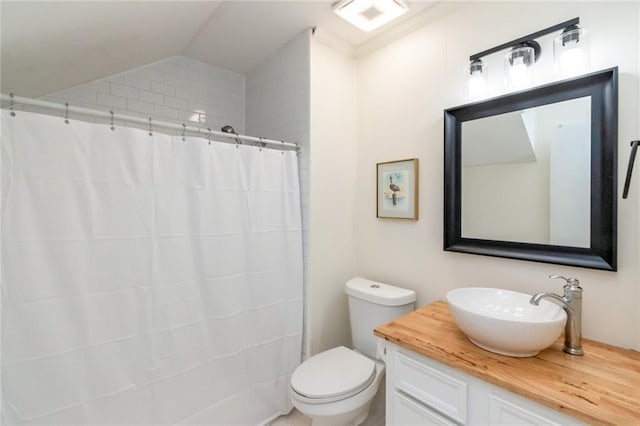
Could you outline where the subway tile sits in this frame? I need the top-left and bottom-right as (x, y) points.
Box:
(151, 81), (175, 97)
(51, 88), (97, 105)
(178, 110), (199, 124)
(106, 75), (125, 84)
(164, 96), (188, 110)
(110, 83), (138, 99)
(174, 87), (191, 101)
(84, 81), (110, 94)
(188, 101), (208, 114)
(124, 74), (152, 91)
(153, 104), (178, 120)
(137, 68), (164, 82)
(164, 74), (188, 89)
(97, 93), (127, 109)
(139, 90), (164, 105)
(48, 56), (247, 142)
(127, 99), (155, 115)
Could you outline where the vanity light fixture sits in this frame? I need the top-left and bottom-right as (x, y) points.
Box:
(468, 17), (585, 95)
(332, 0), (409, 32)
(554, 24), (589, 78)
(467, 59), (488, 100)
(505, 41), (541, 90)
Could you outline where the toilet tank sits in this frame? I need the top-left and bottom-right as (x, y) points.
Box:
(346, 277), (416, 358)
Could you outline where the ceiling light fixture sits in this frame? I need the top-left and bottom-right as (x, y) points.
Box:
(333, 0), (409, 32)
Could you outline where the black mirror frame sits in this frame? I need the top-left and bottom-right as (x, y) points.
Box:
(444, 67), (618, 271)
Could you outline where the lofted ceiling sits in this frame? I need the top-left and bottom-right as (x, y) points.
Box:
(0, 0), (435, 98)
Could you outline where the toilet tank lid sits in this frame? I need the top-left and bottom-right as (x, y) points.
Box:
(345, 277), (416, 306)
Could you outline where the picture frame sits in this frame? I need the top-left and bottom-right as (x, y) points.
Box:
(376, 158), (419, 220)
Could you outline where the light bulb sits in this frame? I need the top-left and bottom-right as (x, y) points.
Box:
(504, 43), (537, 91)
(559, 45), (586, 77)
(468, 71), (488, 100)
(467, 59), (488, 100)
(509, 57), (530, 89)
(554, 25), (589, 78)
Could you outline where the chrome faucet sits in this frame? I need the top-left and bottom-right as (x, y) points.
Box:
(530, 275), (584, 356)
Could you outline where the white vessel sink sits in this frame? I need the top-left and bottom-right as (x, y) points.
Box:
(446, 288), (567, 357)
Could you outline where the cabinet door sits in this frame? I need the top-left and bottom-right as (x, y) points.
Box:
(489, 395), (562, 426)
(392, 391), (457, 426)
(393, 351), (467, 424)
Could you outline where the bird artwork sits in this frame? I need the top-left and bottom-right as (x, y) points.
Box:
(389, 175), (401, 206)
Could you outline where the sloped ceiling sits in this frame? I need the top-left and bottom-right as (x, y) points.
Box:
(1, 0), (434, 98)
(0, 1), (221, 97)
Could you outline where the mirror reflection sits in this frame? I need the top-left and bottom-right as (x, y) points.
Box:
(460, 97), (591, 247)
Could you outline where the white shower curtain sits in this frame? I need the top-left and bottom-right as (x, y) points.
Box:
(1, 110), (303, 425)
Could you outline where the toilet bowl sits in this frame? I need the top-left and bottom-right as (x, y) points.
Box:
(289, 278), (416, 426)
(289, 346), (385, 426)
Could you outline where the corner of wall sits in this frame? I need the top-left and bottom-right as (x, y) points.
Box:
(309, 30), (358, 355)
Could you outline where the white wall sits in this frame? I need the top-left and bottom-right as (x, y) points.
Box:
(41, 56), (245, 134)
(245, 28), (358, 360)
(245, 30), (312, 356)
(355, 1), (640, 349)
(308, 31), (357, 355)
(636, 2), (640, 350)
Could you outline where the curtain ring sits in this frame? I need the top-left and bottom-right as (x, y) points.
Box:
(148, 117), (153, 137)
(64, 102), (70, 124)
(281, 140), (285, 155)
(9, 93), (16, 117)
(258, 137), (264, 152)
(181, 123), (186, 142)
(110, 110), (115, 131)
(207, 128), (212, 145)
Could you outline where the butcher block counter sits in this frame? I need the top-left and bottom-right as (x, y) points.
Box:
(374, 301), (640, 425)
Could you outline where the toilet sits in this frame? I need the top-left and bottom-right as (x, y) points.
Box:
(289, 277), (416, 426)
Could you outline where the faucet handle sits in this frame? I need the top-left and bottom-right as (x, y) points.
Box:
(549, 274), (581, 289)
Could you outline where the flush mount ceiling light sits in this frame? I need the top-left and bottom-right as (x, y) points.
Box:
(333, 0), (409, 32)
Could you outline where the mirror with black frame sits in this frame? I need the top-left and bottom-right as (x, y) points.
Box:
(444, 67), (618, 271)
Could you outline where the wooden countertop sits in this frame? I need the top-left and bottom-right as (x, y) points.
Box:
(374, 301), (640, 425)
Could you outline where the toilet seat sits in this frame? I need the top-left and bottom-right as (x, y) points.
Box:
(290, 346), (376, 403)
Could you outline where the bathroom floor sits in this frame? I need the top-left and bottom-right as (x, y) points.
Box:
(269, 409), (311, 426)
(270, 407), (385, 426)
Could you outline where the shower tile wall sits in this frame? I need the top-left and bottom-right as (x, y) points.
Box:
(34, 39), (311, 356)
(42, 56), (245, 134)
(245, 30), (311, 358)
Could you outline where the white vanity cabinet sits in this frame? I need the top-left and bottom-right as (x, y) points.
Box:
(385, 343), (585, 426)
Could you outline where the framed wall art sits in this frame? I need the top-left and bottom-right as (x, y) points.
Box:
(376, 158), (419, 220)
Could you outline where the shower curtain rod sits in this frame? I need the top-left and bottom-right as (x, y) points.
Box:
(0, 93), (300, 152)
